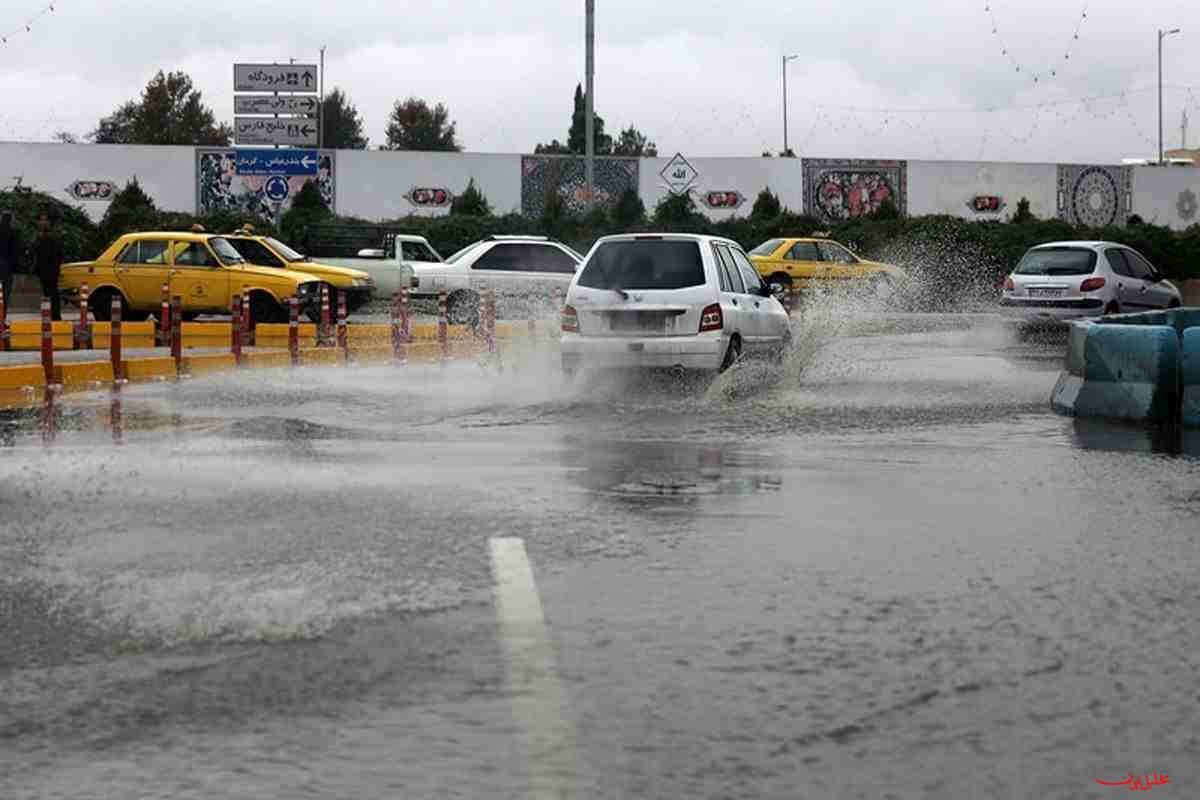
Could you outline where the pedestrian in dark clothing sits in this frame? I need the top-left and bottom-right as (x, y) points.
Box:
(33, 211), (64, 320)
(0, 211), (19, 309)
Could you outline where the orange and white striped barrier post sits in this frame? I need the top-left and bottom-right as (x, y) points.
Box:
(289, 296), (300, 366)
(110, 294), (123, 381)
(437, 290), (449, 365)
(241, 291), (251, 350)
(158, 282), (170, 346)
(336, 291), (349, 360)
(0, 283), (8, 352)
(485, 288), (497, 360)
(110, 382), (123, 446)
(319, 285), (332, 347)
(390, 289), (403, 362)
(40, 296), (54, 384)
(41, 383), (58, 447)
(170, 296), (183, 375)
(400, 288), (411, 345)
(74, 283), (91, 349)
(231, 294), (243, 364)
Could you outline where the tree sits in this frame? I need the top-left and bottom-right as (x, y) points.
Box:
(536, 84), (613, 155)
(99, 178), (159, 247)
(280, 180), (332, 248)
(450, 178), (491, 216)
(384, 98), (461, 151)
(612, 188), (646, 228)
(612, 125), (657, 157)
(652, 192), (704, 229)
(320, 88), (368, 149)
(91, 70), (232, 145)
(1011, 197), (1036, 224)
(751, 187), (782, 219)
(53, 131), (78, 144)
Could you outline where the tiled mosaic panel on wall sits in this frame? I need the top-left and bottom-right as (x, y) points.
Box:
(802, 159), (907, 221)
(520, 156), (639, 218)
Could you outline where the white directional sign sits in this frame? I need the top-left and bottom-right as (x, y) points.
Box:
(234, 63), (318, 93)
(234, 117), (318, 147)
(234, 95), (319, 116)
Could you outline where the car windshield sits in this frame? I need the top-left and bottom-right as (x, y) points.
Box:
(577, 239), (705, 290)
(749, 239), (785, 257)
(445, 242), (483, 264)
(207, 237), (244, 265)
(265, 237), (305, 262)
(1015, 248), (1097, 276)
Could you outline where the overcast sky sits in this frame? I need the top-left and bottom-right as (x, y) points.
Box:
(0, 0), (1196, 163)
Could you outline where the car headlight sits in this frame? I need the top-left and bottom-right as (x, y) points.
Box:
(352, 277), (372, 287)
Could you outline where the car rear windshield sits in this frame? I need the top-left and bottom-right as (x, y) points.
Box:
(1015, 248), (1097, 276)
(208, 237), (245, 265)
(578, 240), (706, 291)
(749, 239), (785, 257)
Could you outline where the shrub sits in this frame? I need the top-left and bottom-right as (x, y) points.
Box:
(612, 188), (646, 229)
(450, 178), (492, 216)
(751, 187), (782, 220)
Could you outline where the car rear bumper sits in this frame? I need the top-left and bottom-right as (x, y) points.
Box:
(999, 297), (1104, 322)
(561, 332), (726, 371)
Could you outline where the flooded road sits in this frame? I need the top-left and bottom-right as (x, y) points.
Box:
(2, 311), (1198, 799)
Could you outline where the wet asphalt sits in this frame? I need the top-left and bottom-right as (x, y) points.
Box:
(1, 307), (1198, 800)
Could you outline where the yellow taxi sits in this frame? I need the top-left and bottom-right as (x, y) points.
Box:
(749, 236), (906, 295)
(224, 230), (376, 312)
(60, 232), (323, 323)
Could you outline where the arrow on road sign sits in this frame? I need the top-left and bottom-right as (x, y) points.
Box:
(302, 71), (314, 88)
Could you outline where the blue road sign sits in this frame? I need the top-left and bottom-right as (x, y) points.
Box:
(264, 176), (291, 202)
(234, 149), (319, 176)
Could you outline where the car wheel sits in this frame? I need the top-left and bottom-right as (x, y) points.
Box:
(447, 290), (480, 326)
(772, 330), (792, 364)
(719, 336), (742, 373)
(249, 293), (286, 324)
(89, 289), (113, 322)
(770, 272), (792, 290)
(1104, 301), (1121, 315)
(1168, 299), (1181, 309)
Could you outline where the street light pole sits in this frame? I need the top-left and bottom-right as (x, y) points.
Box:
(585, 0), (595, 207)
(782, 54), (798, 156)
(1159, 27), (1181, 164)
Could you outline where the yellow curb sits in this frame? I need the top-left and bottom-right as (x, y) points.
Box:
(347, 345), (395, 363)
(240, 350), (293, 369)
(0, 364), (47, 390)
(300, 347), (343, 366)
(54, 361), (114, 386)
(122, 357), (177, 380)
(182, 353), (237, 376)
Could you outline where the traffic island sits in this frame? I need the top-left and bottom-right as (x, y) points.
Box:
(1051, 308), (1200, 428)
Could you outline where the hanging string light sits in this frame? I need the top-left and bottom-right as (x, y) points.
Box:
(983, 1), (1089, 85)
(1, 3), (56, 46)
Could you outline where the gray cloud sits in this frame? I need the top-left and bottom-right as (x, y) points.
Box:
(0, 0), (1195, 162)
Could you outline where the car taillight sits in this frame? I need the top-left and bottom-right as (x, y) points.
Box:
(561, 304), (579, 333)
(1002, 277), (1015, 291)
(1079, 277), (1106, 292)
(699, 303), (723, 332)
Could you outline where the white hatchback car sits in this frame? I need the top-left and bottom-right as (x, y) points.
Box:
(410, 235), (583, 322)
(561, 234), (792, 375)
(1000, 241), (1183, 322)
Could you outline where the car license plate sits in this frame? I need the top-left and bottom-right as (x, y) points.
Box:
(1028, 288), (1065, 298)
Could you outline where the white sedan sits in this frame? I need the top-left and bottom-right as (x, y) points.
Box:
(410, 235), (583, 323)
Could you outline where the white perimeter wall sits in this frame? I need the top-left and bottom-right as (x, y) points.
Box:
(1131, 166), (1200, 230)
(906, 160), (1058, 220)
(639, 156), (803, 220)
(335, 150), (521, 219)
(8, 143), (1192, 230)
(0, 142), (196, 222)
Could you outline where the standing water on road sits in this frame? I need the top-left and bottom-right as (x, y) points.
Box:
(2, 307), (1198, 799)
